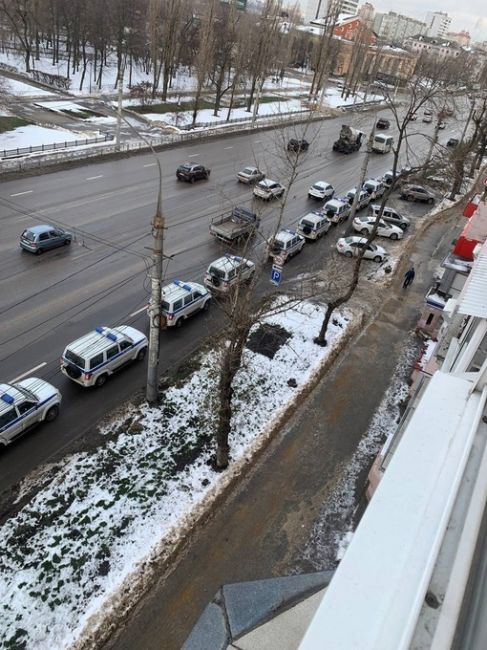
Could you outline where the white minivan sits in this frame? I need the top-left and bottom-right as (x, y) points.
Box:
(372, 134), (394, 153)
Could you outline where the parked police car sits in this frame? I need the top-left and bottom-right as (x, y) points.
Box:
(297, 212), (331, 240)
(267, 229), (305, 262)
(205, 254), (255, 293)
(61, 326), (148, 388)
(0, 378), (61, 447)
(323, 198), (351, 224)
(158, 280), (211, 328)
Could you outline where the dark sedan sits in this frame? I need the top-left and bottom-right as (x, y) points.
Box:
(176, 163), (211, 183)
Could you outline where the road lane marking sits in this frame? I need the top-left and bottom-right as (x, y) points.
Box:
(10, 190), (33, 197)
(254, 140), (262, 143)
(188, 153), (200, 158)
(86, 175), (103, 180)
(11, 362), (47, 383)
(129, 306), (147, 317)
(143, 163), (157, 167)
(224, 146), (233, 150)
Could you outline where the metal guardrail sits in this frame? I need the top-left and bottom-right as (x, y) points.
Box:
(179, 108), (310, 130)
(0, 134), (114, 159)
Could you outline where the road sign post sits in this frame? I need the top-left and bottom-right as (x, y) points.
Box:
(271, 266), (282, 286)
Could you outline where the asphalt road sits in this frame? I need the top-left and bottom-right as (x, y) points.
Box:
(0, 99), (468, 494)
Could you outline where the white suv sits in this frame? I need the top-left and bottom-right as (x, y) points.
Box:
(0, 378), (61, 447)
(61, 326), (148, 387)
(297, 212), (330, 240)
(267, 229), (305, 262)
(205, 254), (255, 293)
(158, 280), (211, 328)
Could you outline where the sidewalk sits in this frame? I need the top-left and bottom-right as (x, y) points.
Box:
(100, 214), (461, 650)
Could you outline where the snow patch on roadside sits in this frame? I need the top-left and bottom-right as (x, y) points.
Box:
(0, 299), (356, 650)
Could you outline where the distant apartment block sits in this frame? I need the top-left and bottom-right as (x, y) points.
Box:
(373, 11), (426, 45)
(425, 11), (451, 37)
(304, 0), (359, 21)
(358, 2), (375, 25)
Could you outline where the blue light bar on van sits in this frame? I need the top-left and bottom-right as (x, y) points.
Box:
(1, 393), (14, 405)
(96, 326), (104, 334)
(285, 229), (296, 235)
(107, 332), (118, 341)
(173, 280), (192, 292)
(226, 254), (241, 262)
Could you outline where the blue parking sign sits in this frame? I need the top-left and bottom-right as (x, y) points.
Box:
(271, 266), (282, 285)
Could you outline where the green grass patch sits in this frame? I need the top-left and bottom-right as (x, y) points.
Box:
(0, 116), (31, 134)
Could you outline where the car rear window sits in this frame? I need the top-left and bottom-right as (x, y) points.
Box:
(312, 184), (323, 190)
(301, 219), (315, 229)
(65, 349), (85, 368)
(22, 230), (35, 241)
(242, 167), (253, 175)
(327, 204), (338, 213)
(209, 266), (225, 279)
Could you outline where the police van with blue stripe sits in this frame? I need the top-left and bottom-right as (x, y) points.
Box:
(61, 325), (148, 388)
(0, 378), (61, 447)
(159, 280), (211, 328)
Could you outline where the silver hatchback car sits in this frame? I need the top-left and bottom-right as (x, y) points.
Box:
(20, 224), (72, 254)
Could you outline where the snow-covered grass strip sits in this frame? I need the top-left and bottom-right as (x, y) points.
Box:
(0, 300), (356, 650)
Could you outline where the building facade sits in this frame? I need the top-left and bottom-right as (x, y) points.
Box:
(425, 10), (452, 37)
(373, 11), (426, 45)
(446, 30), (471, 46)
(404, 34), (462, 60)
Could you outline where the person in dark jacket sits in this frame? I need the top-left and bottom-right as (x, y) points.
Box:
(403, 266), (415, 288)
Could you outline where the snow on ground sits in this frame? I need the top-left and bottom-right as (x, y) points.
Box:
(0, 299), (356, 650)
(0, 76), (54, 97)
(322, 87), (384, 108)
(0, 124), (88, 151)
(143, 98), (305, 127)
(297, 333), (421, 571)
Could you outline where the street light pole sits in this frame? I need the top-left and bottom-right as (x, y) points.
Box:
(146, 178), (164, 404)
(116, 62), (124, 151)
(100, 90), (165, 404)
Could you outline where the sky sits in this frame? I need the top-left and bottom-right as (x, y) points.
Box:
(298, 0), (487, 41)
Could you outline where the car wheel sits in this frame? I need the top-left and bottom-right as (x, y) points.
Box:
(390, 233), (398, 240)
(345, 251), (353, 258)
(95, 374), (108, 388)
(64, 239), (71, 245)
(400, 224), (407, 231)
(407, 195), (415, 202)
(190, 176), (195, 184)
(428, 197), (434, 204)
(36, 248), (43, 255)
(136, 347), (147, 361)
(206, 171), (211, 178)
(374, 255), (383, 263)
(201, 300), (210, 311)
(44, 405), (59, 422)
(175, 317), (184, 328)
(361, 228), (369, 235)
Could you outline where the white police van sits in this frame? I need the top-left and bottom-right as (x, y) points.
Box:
(159, 280), (211, 328)
(61, 325), (148, 388)
(267, 229), (305, 262)
(205, 254), (255, 293)
(0, 378), (61, 447)
(297, 212), (331, 240)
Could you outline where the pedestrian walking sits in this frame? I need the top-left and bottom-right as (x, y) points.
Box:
(403, 266), (415, 288)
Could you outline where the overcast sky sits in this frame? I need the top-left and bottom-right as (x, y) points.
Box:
(299, 0), (487, 40)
